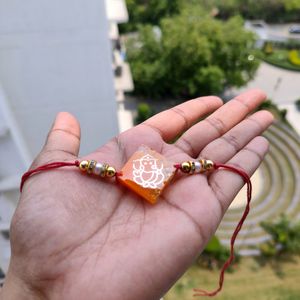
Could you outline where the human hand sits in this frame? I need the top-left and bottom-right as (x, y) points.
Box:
(1, 89), (273, 300)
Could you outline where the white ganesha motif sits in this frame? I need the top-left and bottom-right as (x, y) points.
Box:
(133, 154), (165, 189)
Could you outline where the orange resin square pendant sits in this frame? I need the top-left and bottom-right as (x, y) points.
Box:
(118, 146), (176, 204)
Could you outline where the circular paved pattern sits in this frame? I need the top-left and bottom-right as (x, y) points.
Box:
(229, 169), (263, 209)
(216, 122), (300, 255)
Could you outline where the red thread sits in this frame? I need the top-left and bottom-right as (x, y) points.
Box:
(20, 160), (122, 192)
(194, 163), (252, 297)
(116, 171), (123, 177)
(20, 161), (79, 192)
(174, 163), (181, 169)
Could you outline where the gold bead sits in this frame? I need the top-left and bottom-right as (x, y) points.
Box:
(204, 159), (214, 171)
(79, 160), (89, 172)
(181, 161), (191, 173)
(106, 166), (116, 177)
(199, 159), (204, 172)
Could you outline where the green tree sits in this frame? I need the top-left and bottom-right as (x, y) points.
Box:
(284, 0), (300, 11)
(121, 0), (183, 33)
(192, 0), (300, 23)
(215, 0), (300, 22)
(123, 0), (300, 31)
(126, 25), (166, 97)
(127, 10), (259, 98)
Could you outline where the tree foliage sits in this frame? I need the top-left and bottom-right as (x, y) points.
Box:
(122, 0), (300, 32)
(120, 0), (182, 33)
(283, 0), (300, 11)
(198, 0), (300, 22)
(126, 10), (259, 98)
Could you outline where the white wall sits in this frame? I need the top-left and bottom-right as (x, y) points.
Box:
(0, 0), (119, 159)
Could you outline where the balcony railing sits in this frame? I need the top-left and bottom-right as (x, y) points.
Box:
(105, 0), (129, 24)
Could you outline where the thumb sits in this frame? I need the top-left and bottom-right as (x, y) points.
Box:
(43, 112), (81, 158)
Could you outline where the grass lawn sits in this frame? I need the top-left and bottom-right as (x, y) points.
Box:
(164, 257), (300, 300)
(260, 49), (300, 72)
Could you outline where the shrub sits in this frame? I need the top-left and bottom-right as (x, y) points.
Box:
(288, 50), (300, 66)
(263, 42), (274, 55)
(135, 103), (154, 124)
(258, 99), (273, 110)
(259, 241), (277, 257)
(199, 236), (240, 270)
(260, 215), (300, 257)
(280, 108), (288, 120)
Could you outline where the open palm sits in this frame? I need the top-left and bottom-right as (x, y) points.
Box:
(3, 90), (273, 300)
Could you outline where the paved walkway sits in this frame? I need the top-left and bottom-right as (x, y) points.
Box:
(269, 23), (300, 40)
(229, 169), (262, 209)
(228, 62), (300, 104)
(227, 62), (300, 134)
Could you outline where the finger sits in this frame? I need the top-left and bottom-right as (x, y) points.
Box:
(200, 110), (274, 162)
(43, 112), (81, 157)
(175, 89), (267, 157)
(209, 136), (269, 216)
(143, 96), (223, 142)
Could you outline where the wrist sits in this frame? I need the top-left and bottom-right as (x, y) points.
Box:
(0, 269), (42, 300)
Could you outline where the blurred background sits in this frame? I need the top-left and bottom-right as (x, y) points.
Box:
(0, 0), (300, 299)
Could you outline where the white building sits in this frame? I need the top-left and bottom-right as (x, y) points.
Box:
(106, 0), (134, 132)
(0, 0), (133, 275)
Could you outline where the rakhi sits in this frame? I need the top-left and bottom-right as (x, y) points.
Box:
(20, 145), (252, 297)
